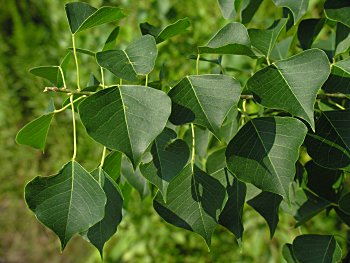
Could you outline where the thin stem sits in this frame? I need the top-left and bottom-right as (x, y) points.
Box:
(58, 66), (67, 89)
(100, 67), (105, 88)
(120, 79), (123, 85)
(145, 74), (148, 86)
(70, 95), (77, 160)
(240, 93), (349, 100)
(196, 54), (200, 75)
(99, 147), (107, 167)
(72, 34), (81, 91)
(54, 96), (86, 113)
(44, 87), (93, 95)
(191, 123), (195, 169)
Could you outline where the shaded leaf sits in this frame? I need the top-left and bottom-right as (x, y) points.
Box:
(206, 148), (226, 174)
(102, 151), (122, 181)
(154, 164), (226, 246)
(79, 86), (171, 167)
(339, 193), (350, 214)
(169, 74), (241, 138)
(247, 49), (330, 129)
(297, 18), (325, 50)
(282, 243), (298, 263)
(25, 161), (106, 250)
(226, 117), (307, 199)
(270, 36), (293, 61)
(322, 57), (350, 96)
(335, 23), (350, 57)
(140, 22), (161, 37)
(30, 66), (63, 87)
(272, 0), (309, 24)
(247, 191), (283, 237)
(103, 27), (120, 51)
(324, 0), (350, 28)
(241, 0), (264, 24)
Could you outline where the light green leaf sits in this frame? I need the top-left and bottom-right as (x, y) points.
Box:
(156, 18), (191, 44)
(198, 22), (256, 57)
(140, 128), (190, 200)
(270, 36), (293, 61)
(247, 191), (283, 237)
(79, 86), (171, 167)
(325, 0), (350, 28)
(247, 49), (330, 129)
(297, 18), (325, 50)
(218, 0), (236, 19)
(154, 164), (226, 246)
(169, 74), (241, 138)
(102, 151), (122, 181)
(65, 2), (126, 34)
(96, 35), (157, 81)
(272, 0), (309, 24)
(25, 161), (106, 250)
(292, 235), (342, 263)
(226, 117), (307, 199)
(84, 168), (123, 256)
(339, 193), (350, 214)
(305, 110), (350, 170)
(248, 18), (288, 59)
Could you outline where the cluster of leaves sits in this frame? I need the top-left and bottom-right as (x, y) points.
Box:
(16, 0), (350, 261)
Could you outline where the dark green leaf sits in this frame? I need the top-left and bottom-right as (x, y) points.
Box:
(84, 168), (123, 256)
(297, 18), (325, 50)
(184, 126), (210, 158)
(325, 0), (350, 28)
(339, 193), (350, 214)
(247, 191), (283, 237)
(30, 66), (63, 87)
(79, 86), (171, 167)
(282, 244), (298, 263)
(226, 117), (307, 199)
(154, 164), (226, 246)
(140, 22), (161, 37)
(25, 161), (106, 250)
(169, 74), (241, 138)
(292, 234), (342, 263)
(206, 148), (226, 174)
(305, 110), (350, 170)
(322, 57), (350, 96)
(247, 49), (330, 129)
(102, 151), (122, 181)
(335, 23), (350, 57)
(272, 0), (309, 24)
(156, 18), (191, 44)
(103, 27), (120, 51)
(241, 0), (264, 24)
(219, 107), (239, 143)
(140, 128), (190, 200)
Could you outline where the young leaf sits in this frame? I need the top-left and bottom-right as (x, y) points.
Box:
(156, 18), (191, 44)
(226, 117), (307, 200)
(140, 128), (190, 200)
(168, 74), (241, 138)
(154, 164), (226, 246)
(198, 22), (256, 57)
(292, 235), (342, 263)
(79, 86), (171, 167)
(247, 49), (330, 130)
(102, 151), (122, 181)
(96, 35), (157, 81)
(84, 168), (123, 256)
(324, 0), (350, 28)
(305, 110), (350, 170)
(272, 0), (309, 25)
(297, 18), (325, 50)
(65, 2), (126, 34)
(247, 191), (282, 237)
(25, 161), (107, 250)
(248, 18), (288, 59)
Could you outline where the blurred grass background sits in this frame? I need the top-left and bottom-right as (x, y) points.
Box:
(0, 0), (347, 262)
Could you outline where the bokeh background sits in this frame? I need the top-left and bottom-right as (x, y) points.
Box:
(0, 0), (347, 262)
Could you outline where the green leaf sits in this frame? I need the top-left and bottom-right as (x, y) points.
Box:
(247, 191), (283, 237)
(103, 26), (120, 51)
(156, 18), (191, 44)
(322, 57), (350, 96)
(79, 86), (171, 167)
(183, 126), (210, 158)
(140, 22), (161, 37)
(270, 36), (293, 61)
(169, 74), (241, 138)
(217, 0), (236, 19)
(215, 169), (247, 242)
(325, 0), (350, 28)
(140, 128), (190, 200)
(240, 0), (264, 24)
(297, 18), (325, 50)
(282, 244), (298, 263)
(272, 0), (309, 24)
(198, 22), (256, 57)
(102, 151), (122, 181)
(65, 2), (126, 34)
(305, 110), (350, 170)
(16, 103), (55, 150)
(339, 193), (350, 214)
(335, 23), (350, 57)
(292, 235), (342, 263)
(25, 161), (106, 250)
(96, 35), (157, 81)
(206, 148), (226, 174)
(154, 164), (226, 246)
(84, 168), (123, 256)
(30, 66), (63, 87)
(219, 107), (239, 143)
(247, 49), (330, 129)
(248, 18), (288, 59)
(226, 117), (307, 199)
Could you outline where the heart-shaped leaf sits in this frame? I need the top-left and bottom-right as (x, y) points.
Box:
(272, 0), (309, 24)
(324, 0), (350, 28)
(305, 110), (350, 170)
(79, 86), (171, 167)
(65, 2), (126, 34)
(169, 74), (241, 138)
(226, 117), (307, 199)
(247, 191), (283, 237)
(140, 128), (190, 200)
(25, 161), (106, 250)
(247, 49), (330, 129)
(84, 168), (123, 256)
(96, 35), (157, 81)
(248, 18), (288, 59)
(198, 22), (256, 57)
(154, 164), (226, 246)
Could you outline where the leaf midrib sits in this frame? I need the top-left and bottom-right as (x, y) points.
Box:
(119, 88), (134, 163)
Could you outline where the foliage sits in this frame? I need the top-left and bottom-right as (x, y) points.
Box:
(14, 0), (350, 262)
